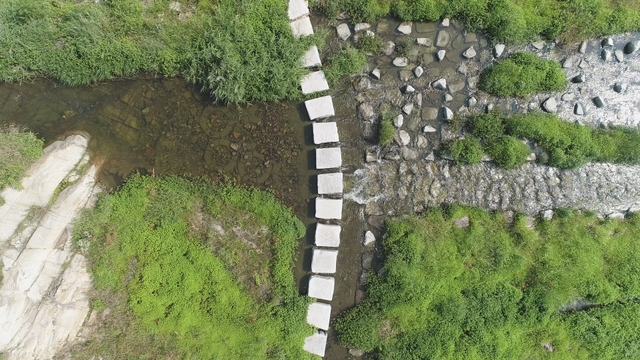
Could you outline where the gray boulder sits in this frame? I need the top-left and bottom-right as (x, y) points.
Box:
(403, 85), (415, 94)
(624, 41), (638, 54)
(432, 78), (447, 90)
(613, 83), (627, 93)
(574, 103), (584, 115)
(442, 106), (454, 120)
(413, 66), (424, 78)
(601, 37), (614, 47)
(358, 103), (375, 121)
(337, 24), (351, 41)
(393, 57), (409, 67)
(572, 74), (585, 83)
(397, 22), (412, 35)
(542, 97), (557, 113)
(494, 44), (505, 57)
(437, 49), (446, 61)
(462, 46), (477, 59)
(601, 49), (611, 61)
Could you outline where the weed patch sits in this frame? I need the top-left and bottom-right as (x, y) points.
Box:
(379, 112), (396, 146)
(0, 125), (43, 191)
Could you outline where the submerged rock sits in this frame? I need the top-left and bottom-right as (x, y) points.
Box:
(436, 30), (450, 47)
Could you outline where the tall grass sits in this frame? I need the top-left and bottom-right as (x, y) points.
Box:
(337, 206), (640, 359)
(71, 175), (313, 359)
(0, 0), (321, 103)
(0, 125), (43, 193)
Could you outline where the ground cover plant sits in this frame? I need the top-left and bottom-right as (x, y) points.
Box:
(467, 112), (640, 168)
(70, 175), (314, 359)
(0, 0), (320, 103)
(378, 112), (397, 146)
(313, 0), (640, 44)
(479, 52), (567, 97)
(0, 125), (43, 204)
(336, 205), (640, 359)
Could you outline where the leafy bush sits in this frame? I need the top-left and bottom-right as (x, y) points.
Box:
(468, 112), (505, 142)
(0, 125), (43, 191)
(444, 137), (484, 165)
(378, 113), (396, 146)
(323, 45), (367, 84)
(479, 52), (567, 97)
(337, 206), (640, 359)
(72, 175), (312, 359)
(487, 136), (530, 169)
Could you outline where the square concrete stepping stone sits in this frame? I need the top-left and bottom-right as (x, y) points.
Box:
(311, 248), (338, 274)
(315, 198), (342, 220)
(288, 0), (309, 20)
(303, 331), (328, 357)
(308, 275), (335, 301)
(315, 223), (341, 247)
(305, 95), (335, 120)
(316, 147), (341, 169)
(290, 16), (314, 38)
(307, 302), (332, 330)
(301, 71), (330, 95)
(317, 172), (343, 194)
(301, 45), (322, 68)
(312, 122), (339, 145)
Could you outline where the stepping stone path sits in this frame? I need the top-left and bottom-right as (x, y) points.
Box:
(288, 2), (345, 355)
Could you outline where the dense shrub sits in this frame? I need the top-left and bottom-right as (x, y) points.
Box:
(337, 206), (640, 359)
(486, 136), (530, 169)
(468, 112), (505, 142)
(314, 0), (640, 44)
(72, 175), (312, 359)
(444, 137), (484, 164)
(0, 125), (43, 191)
(479, 52), (567, 97)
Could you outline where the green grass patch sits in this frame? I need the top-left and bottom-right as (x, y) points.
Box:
(313, 0), (640, 44)
(71, 175), (313, 359)
(0, 0), (321, 104)
(443, 136), (484, 165)
(486, 136), (531, 169)
(479, 52), (567, 98)
(323, 44), (367, 85)
(0, 125), (44, 193)
(379, 112), (396, 146)
(336, 205), (640, 359)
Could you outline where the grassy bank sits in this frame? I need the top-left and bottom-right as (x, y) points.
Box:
(443, 112), (640, 169)
(313, 0), (640, 44)
(0, 0), (320, 103)
(70, 175), (314, 359)
(0, 125), (44, 204)
(336, 205), (640, 359)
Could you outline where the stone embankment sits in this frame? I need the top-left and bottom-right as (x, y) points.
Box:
(0, 134), (100, 360)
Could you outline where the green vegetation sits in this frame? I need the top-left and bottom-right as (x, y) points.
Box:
(443, 136), (484, 165)
(71, 175), (313, 359)
(313, 0), (640, 44)
(336, 205), (640, 359)
(479, 52), (567, 97)
(0, 125), (44, 203)
(468, 112), (640, 168)
(356, 33), (384, 54)
(379, 112), (397, 146)
(324, 44), (367, 84)
(0, 0), (321, 103)
(486, 136), (531, 169)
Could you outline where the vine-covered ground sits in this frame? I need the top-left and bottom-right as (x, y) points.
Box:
(337, 205), (640, 359)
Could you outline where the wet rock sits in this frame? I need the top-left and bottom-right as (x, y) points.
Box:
(494, 44), (505, 57)
(359, 102), (375, 121)
(436, 30), (450, 47)
(383, 41), (395, 55)
(601, 37), (614, 47)
(615, 50), (624, 62)
(336, 23), (351, 40)
(371, 68), (381, 79)
(532, 41), (544, 50)
(601, 49), (611, 61)
(397, 22), (413, 34)
(613, 83), (627, 93)
(416, 38), (432, 47)
(353, 77), (370, 92)
(448, 81), (465, 93)
(624, 41), (638, 54)
(454, 216), (470, 228)
(432, 78), (447, 90)
(364, 231), (376, 246)
(422, 107), (439, 121)
(444, 93), (453, 102)
(437, 49), (446, 61)
(468, 97), (477, 107)
(579, 40), (588, 54)
(397, 130), (411, 146)
(402, 103), (414, 115)
(592, 96), (606, 108)
(415, 93), (423, 107)
(393, 114), (404, 128)
(402, 147), (419, 160)
(425, 151), (435, 161)
(578, 59), (588, 69)
(383, 150), (401, 161)
(354, 23), (370, 32)
(423, 125), (437, 133)
(393, 57), (409, 67)
(365, 148), (377, 162)
(572, 73), (585, 83)
(574, 103), (584, 115)
(561, 93), (575, 101)
(413, 65), (424, 78)
(442, 106), (454, 120)
(457, 62), (468, 75)
(441, 18), (450, 27)
(542, 97), (557, 113)
(416, 135), (428, 148)
(462, 46), (477, 59)
(465, 32), (477, 43)
(403, 85), (415, 94)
